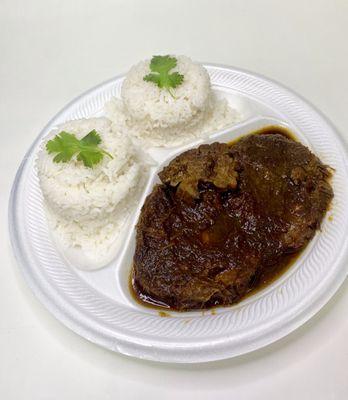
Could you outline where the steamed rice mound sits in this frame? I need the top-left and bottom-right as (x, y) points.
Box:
(122, 56), (211, 129)
(105, 56), (241, 147)
(37, 117), (144, 260)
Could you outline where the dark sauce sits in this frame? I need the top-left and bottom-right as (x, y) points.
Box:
(130, 251), (302, 312)
(130, 126), (314, 312)
(130, 272), (172, 311)
(245, 250), (302, 298)
(228, 125), (298, 146)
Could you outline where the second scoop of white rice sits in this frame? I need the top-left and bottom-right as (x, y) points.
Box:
(105, 56), (241, 147)
(36, 117), (145, 264)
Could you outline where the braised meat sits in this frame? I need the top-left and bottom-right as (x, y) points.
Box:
(133, 132), (333, 310)
(159, 143), (238, 198)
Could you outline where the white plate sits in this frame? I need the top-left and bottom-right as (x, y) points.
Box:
(9, 65), (348, 363)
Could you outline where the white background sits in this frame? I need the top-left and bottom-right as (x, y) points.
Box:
(1, 0), (348, 399)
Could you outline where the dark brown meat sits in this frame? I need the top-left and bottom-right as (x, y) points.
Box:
(133, 132), (333, 311)
(231, 133), (333, 251)
(159, 143), (238, 198)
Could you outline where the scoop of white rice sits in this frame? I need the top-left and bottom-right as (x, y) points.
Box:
(105, 55), (241, 147)
(36, 117), (145, 267)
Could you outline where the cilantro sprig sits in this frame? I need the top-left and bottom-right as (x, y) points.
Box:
(46, 130), (113, 168)
(143, 55), (184, 97)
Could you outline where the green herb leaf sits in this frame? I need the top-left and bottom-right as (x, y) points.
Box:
(80, 130), (102, 146)
(46, 130), (113, 168)
(143, 55), (184, 96)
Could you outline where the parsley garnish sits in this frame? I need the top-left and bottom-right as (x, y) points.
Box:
(143, 55), (184, 97)
(46, 130), (113, 168)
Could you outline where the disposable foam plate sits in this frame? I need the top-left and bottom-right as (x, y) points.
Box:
(9, 65), (348, 363)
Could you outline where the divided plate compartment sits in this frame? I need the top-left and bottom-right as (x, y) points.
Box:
(117, 116), (308, 312)
(9, 65), (348, 363)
